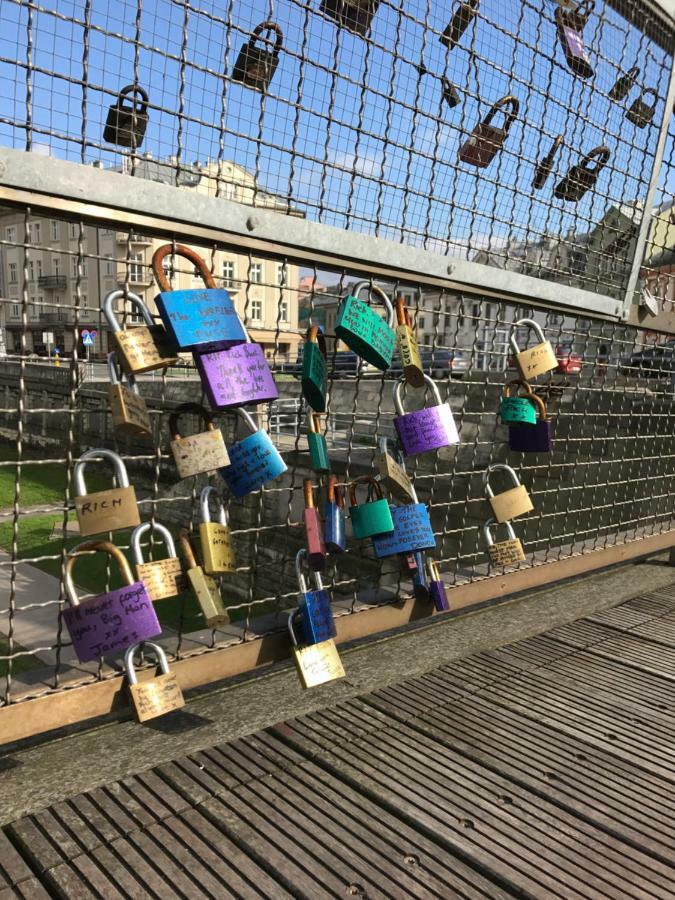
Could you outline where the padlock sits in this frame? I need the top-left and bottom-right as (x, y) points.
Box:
(554, 146), (610, 202)
(410, 550), (430, 601)
(532, 135), (563, 190)
(296, 549), (336, 644)
(307, 412), (331, 473)
(103, 289), (179, 375)
(625, 88), (658, 128)
(393, 374), (460, 457)
(608, 65), (640, 102)
(219, 408), (288, 498)
(131, 521), (186, 601)
(458, 95), (519, 168)
(199, 485), (236, 575)
(509, 318), (558, 380)
(319, 0), (380, 36)
(169, 403), (230, 479)
(152, 244), (247, 353)
(324, 475), (346, 554)
(179, 530), (229, 627)
(301, 325), (328, 413)
(371, 497), (436, 558)
(288, 608), (345, 689)
(103, 84), (149, 148)
(303, 480), (327, 571)
(442, 78), (461, 108)
(500, 380), (537, 426)
(124, 641), (185, 722)
(195, 326), (278, 411)
(377, 437), (415, 504)
(395, 295), (424, 388)
(63, 541), (161, 662)
(107, 351), (152, 439)
(73, 448), (140, 536)
(231, 21), (283, 93)
(484, 463), (533, 523)
(555, 0), (594, 79)
(509, 395), (553, 453)
(427, 558), (450, 612)
(483, 518), (526, 567)
(348, 476), (395, 540)
(335, 280), (396, 371)
(440, 0), (479, 49)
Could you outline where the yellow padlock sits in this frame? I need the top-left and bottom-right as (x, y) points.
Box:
(199, 485), (236, 575)
(395, 295), (424, 387)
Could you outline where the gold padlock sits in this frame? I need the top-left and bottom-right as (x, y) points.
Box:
(288, 608), (345, 689)
(169, 403), (230, 479)
(107, 351), (152, 439)
(131, 521), (186, 601)
(73, 448), (140, 536)
(179, 530), (230, 627)
(394, 295), (424, 388)
(103, 288), (178, 375)
(484, 463), (533, 523)
(483, 518), (526, 566)
(124, 641), (185, 723)
(199, 485), (236, 575)
(509, 318), (558, 380)
(376, 437), (415, 504)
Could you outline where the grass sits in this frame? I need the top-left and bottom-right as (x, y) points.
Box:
(0, 638), (42, 678)
(0, 444), (111, 510)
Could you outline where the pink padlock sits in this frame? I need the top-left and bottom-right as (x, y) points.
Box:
(303, 479), (326, 571)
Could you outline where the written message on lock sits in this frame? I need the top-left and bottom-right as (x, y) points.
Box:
(489, 539), (526, 567)
(372, 504), (436, 558)
(338, 298), (395, 365)
(109, 386), (151, 434)
(159, 289), (244, 348)
(131, 674), (184, 722)
(75, 486), (140, 535)
(136, 558), (186, 601)
(395, 405), (459, 456)
(115, 327), (166, 373)
(64, 584), (160, 661)
(197, 344), (278, 407)
(295, 642), (345, 688)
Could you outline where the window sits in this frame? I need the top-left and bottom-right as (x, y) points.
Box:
(10, 304), (20, 318)
(250, 262), (262, 284)
(31, 223), (41, 243)
(28, 261), (34, 281)
(72, 257), (78, 277)
(250, 298), (263, 321)
(81, 294), (88, 308)
(5, 226), (16, 243)
(53, 258), (60, 277)
(8, 262), (17, 283)
(50, 220), (59, 241)
(222, 260), (235, 288)
(36, 259), (42, 279)
(69, 223), (78, 239)
(30, 298), (37, 318)
(279, 299), (289, 322)
(105, 260), (115, 277)
(418, 316), (426, 330)
(276, 263), (285, 286)
(128, 253), (145, 283)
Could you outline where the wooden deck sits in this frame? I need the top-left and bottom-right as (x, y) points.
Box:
(3, 583), (675, 898)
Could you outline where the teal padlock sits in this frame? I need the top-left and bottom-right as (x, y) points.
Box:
(307, 412), (330, 473)
(335, 281), (396, 371)
(348, 476), (394, 540)
(301, 325), (328, 413)
(500, 380), (537, 426)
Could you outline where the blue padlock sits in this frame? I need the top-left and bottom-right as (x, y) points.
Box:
(324, 475), (346, 553)
(219, 408), (287, 498)
(152, 244), (247, 352)
(372, 502), (436, 558)
(408, 550), (430, 601)
(296, 549), (337, 645)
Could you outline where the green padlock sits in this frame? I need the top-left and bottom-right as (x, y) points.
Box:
(301, 325), (328, 413)
(307, 412), (330, 473)
(349, 475), (395, 539)
(500, 380), (537, 426)
(335, 281), (396, 371)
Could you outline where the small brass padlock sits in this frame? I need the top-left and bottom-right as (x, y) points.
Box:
(232, 21), (283, 93)
(179, 531), (230, 628)
(509, 318), (558, 379)
(484, 464), (533, 523)
(73, 448), (140, 536)
(103, 289), (178, 375)
(458, 95), (519, 168)
(103, 84), (149, 148)
(377, 437), (415, 504)
(169, 403), (230, 480)
(319, 0), (380, 36)
(132, 521), (186, 601)
(625, 87), (658, 129)
(124, 642), (185, 723)
(440, 0), (479, 49)
(394, 295), (424, 388)
(483, 518), (526, 567)
(555, 0), (594, 79)
(199, 485), (236, 575)
(288, 608), (345, 690)
(532, 135), (563, 191)
(554, 146), (610, 202)
(107, 351), (152, 439)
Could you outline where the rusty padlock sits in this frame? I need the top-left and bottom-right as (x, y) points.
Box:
(440, 0), (479, 49)
(107, 351), (152, 439)
(625, 87), (658, 129)
(532, 135), (563, 190)
(319, 0), (381, 36)
(458, 95), (519, 168)
(169, 403), (229, 479)
(608, 65), (640, 102)
(103, 84), (149, 148)
(232, 21), (283, 93)
(554, 146), (610, 202)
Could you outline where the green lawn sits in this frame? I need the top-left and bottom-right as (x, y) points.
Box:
(0, 444), (111, 510)
(0, 638), (41, 678)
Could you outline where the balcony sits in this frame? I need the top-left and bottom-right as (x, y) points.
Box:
(38, 275), (67, 290)
(116, 232), (152, 245)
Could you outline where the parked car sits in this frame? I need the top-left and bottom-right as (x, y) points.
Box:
(281, 346), (468, 379)
(621, 340), (675, 378)
(554, 345), (583, 375)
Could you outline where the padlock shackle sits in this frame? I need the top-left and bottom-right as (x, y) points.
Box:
(393, 373), (443, 416)
(633, 86), (658, 108)
(151, 244), (217, 293)
(509, 318), (547, 356)
(306, 325), (327, 359)
(503, 379), (534, 398)
(200, 485), (228, 526)
(482, 516), (517, 547)
(394, 295), (412, 327)
(303, 479), (317, 510)
(529, 394), (547, 421)
(250, 20), (284, 52)
(573, 0), (595, 24)
(482, 94), (519, 132)
(107, 351), (139, 393)
(169, 402), (215, 440)
(483, 463), (522, 498)
(532, 134), (563, 189)
(426, 557), (442, 583)
(350, 281), (395, 329)
(64, 540), (135, 606)
(295, 547), (325, 597)
(306, 411), (323, 436)
(348, 475), (383, 508)
(116, 83), (149, 111)
(178, 529), (199, 570)
(578, 145), (611, 173)
(326, 474), (345, 509)
(124, 640), (169, 685)
(74, 448), (130, 496)
(229, 407), (259, 437)
(287, 607), (301, 647)
(131, 521), (176, 564)
(103, 289), (154, 332)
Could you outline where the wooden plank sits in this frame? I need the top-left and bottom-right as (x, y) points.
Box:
(0, 832), (34, 889)
(0, 877), (52, 899)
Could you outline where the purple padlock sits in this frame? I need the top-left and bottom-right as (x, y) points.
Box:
(427, 558), (450, 611)
(509, 394), (553, 453)
(393, 374), (460, 457)
(195, 335), (278, 410)
(63, 541), (161, 662)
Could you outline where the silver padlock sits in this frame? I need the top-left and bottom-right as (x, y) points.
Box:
(483, 517), (526, 566)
